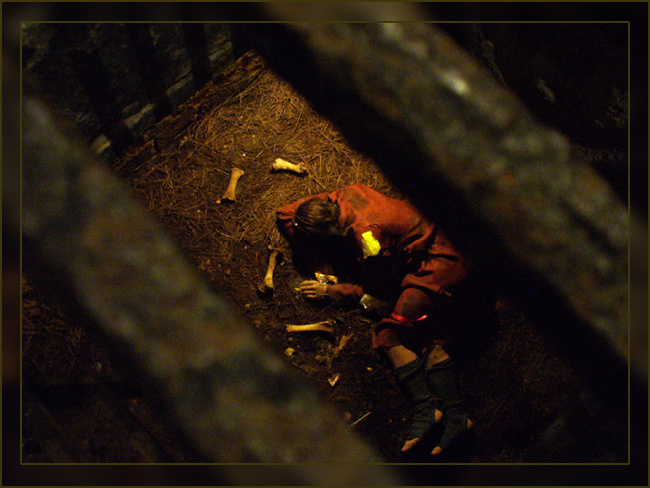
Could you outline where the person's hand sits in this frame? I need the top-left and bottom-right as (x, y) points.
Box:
(296, 280), (329, 300)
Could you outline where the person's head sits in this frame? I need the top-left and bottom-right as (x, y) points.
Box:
(293, 198), (342, 238)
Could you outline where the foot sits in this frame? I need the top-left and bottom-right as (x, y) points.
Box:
(400, 409), (443, 452)
(425, 358), (472, 457)
(431, 417), (473, 456)
(401, 437), (421, 453)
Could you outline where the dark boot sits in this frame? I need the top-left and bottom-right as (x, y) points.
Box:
(394, 356), (439, 441)
(426, 358), (470, 454)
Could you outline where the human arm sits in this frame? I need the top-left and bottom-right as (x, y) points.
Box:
(296, 280), (364, 302)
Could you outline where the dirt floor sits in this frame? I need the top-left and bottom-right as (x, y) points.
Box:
(21, 52), (623, 464)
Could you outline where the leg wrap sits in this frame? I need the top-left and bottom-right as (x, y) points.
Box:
(426, 358), (469, 452)
(394, 356), (438, 440)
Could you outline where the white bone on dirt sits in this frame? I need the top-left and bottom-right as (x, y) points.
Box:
(271, 158), (308, 174)
(217, 167), (245, 203)
(332, 332), (353, 359)
(258, 248), (282, 294)
(328, 373), (340, 387)
(285, 319), (336, 335)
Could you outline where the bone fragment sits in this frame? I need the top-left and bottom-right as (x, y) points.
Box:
(272, 158), (308, 174)
(257, 248), (282, 294)
(286, 319), (336, 335)
(332, 332), (353, 359)
(351, 411), (371, 427)
(217, 167), (244, 203)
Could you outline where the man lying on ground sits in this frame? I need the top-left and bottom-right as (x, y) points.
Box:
(277, 183), (476, 457)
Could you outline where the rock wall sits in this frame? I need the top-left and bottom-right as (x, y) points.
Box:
(440, 23), (628, 202)
(22, 23), (239, 162)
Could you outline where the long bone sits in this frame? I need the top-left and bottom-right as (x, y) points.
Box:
(257, 247), (283, 294)
(217, 167), (245, 203)
(286, 319), (336, 335)
(271, 158), (308, 174)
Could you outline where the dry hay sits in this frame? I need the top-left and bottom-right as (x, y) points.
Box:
(21, 54), (594, 463)
(109, 62), (591, 462)
(23, 60), (401, 385)
(107, 60), (414, 457)
(118, 64), (401, 298)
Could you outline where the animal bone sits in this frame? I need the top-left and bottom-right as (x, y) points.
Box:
(351, 411), (371, 427)
(217, 167), (244, 203)
(271, 158), (308, 174)
(286, 319), (336, 335)
(257, 248), (283, 294)
(332, 332), (353, 359)
(328, 373), (340, 387)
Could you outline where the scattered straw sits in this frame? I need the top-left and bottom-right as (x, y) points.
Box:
(119, 63), (401, 280)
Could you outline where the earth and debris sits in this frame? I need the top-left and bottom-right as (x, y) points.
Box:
(22, 52), (624, 464)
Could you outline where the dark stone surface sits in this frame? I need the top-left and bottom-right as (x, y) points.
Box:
(22, 23), (237, 160)
(22, 24), (104, 146)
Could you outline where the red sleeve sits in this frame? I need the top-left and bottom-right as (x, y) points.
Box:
(328, 283), (365, 302)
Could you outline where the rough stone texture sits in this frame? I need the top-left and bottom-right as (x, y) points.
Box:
(205, 23), (239, 70)
(235, 23), (628, 406)
(22, 23), (237, 162)
(447, 24), (628, 146)
(441, 23), (629, 202)
(22, 23), (105, 150)
(21, 96), (399, 477)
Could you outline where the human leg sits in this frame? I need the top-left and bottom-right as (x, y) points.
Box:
(399, 257), (474, 456)
(374, 288), (444, 452)
(383, 342), (442, 452)
(425, 346), (473, 456)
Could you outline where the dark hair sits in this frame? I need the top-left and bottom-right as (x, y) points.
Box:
(294, 198), (341, 237)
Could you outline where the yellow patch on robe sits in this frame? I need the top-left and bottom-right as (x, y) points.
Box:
(361, 231), (381, 258)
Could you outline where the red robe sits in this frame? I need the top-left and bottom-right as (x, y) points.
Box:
(277, 184), (470, 348)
